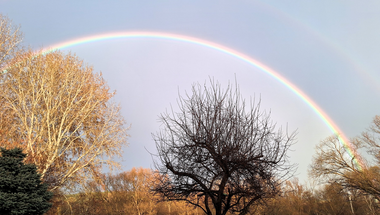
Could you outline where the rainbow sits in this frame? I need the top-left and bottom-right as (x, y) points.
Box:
(15, 32), (367, 168)
(258, 1), (380, 94)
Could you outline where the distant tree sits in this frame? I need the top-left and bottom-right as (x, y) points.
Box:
(0, 147), (53, 215)
(56, 168), (199, 215)
(258, 179), (319, 215)
(257, 179), (380, 215)
(310, 117), (380, 202)
(109, 167), (157, 215)
(152, 80), (296, 215)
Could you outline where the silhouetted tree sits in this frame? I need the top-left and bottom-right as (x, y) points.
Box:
(152, 80), (296, 215)
(0, 147), (53, 215)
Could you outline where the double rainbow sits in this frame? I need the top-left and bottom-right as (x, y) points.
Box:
(23, 32), (368, 168)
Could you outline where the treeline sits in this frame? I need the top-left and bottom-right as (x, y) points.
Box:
(47, 168), (201, 215)
(45, 168), (378, 215)
(261, 180), (377, 215)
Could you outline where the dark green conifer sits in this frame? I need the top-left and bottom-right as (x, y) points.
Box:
(0, 147), (53, 215)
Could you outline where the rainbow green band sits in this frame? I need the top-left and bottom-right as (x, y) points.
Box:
(24, 32), (368, 169)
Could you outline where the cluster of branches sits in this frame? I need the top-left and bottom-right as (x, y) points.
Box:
(153, 81), (296, 215)
(0, 14), (129, 193)
(0, 14), (23, 70)
(310, 115), (380, 201)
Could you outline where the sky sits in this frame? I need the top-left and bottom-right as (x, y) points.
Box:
(1, 0), (380, 183)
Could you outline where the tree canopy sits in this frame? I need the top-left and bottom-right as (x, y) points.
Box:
(0, 50), (129, 191)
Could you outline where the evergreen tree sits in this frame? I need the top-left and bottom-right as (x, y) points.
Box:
(0, 147), (53, 215)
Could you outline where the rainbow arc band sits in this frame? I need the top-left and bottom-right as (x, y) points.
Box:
(6, 31), (365, 169)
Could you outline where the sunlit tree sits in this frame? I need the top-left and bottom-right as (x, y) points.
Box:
(0, 14), (24, 148)
(0, 50), (129, 191)
(0, 14), (23, 69)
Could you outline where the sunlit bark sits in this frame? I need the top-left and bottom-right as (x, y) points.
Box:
(0, 50), (129, 191)
(0, 14), (23, 70)
(0, 14), (24, 147)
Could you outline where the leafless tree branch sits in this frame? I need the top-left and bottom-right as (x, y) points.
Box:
(152, 80), (296, 215)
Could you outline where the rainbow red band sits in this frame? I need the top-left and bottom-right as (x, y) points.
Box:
(9, 31), (366, 169)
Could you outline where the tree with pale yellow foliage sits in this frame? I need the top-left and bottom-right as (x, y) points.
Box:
(0, 14), (24, 148)
(0, 14), (23, 69)
(0, 49), (129, 191)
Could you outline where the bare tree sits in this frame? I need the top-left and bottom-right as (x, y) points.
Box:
(361, 116), (380, 167)
(106, 167), (157, 215)
(0, 14), (23, 69)
(310, 116), (380, 202)
(152, 80), (296, 215)
(0, 50), (129, 191)
(0, 14), (24, 146)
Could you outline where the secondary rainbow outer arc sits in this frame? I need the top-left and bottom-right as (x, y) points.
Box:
(41, 31), (363, 169)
